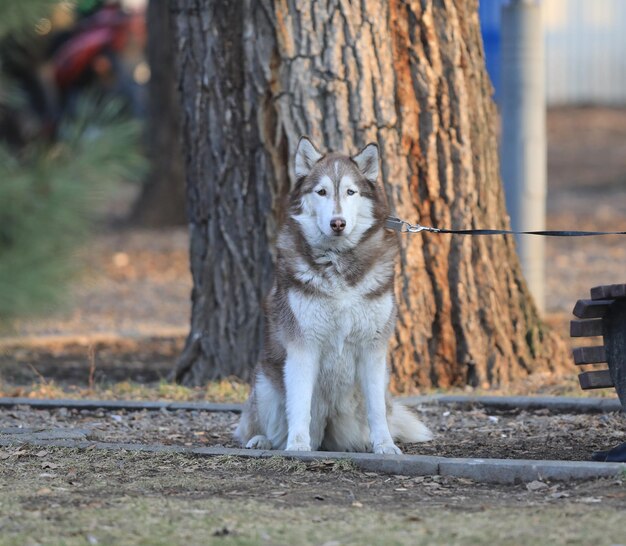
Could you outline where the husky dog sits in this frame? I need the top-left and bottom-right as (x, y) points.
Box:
(235, 137), (432, 454)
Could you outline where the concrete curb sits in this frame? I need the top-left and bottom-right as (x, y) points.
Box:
(0, 394), (622, 414)
(403, 394), (624, 413)
(0, 436), (623, 484)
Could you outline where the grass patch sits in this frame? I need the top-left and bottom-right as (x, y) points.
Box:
(6, 495), (625, 546)
(0, 446), (625, 546)
(330, 458), (360, 473)
(0, 378), (250, 403)
(206, 455), (310, 475)
(416, 371), (619, 399)
(0, 472), (623, 546)
(1, 372), (615, 404)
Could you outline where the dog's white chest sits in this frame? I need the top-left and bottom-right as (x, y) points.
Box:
(287, 285), (393, 435)
(288, 287), (392, 347)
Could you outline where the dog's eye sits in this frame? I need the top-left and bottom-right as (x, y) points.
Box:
(347, 189), (356, 196)
(316, 189), (327, 196)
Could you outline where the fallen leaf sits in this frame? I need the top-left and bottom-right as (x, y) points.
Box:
(579, 497), (602, 504)
(36, 487), (52, 495)
(526, 480), (548, 492)
(550, 491), (570, 499)
(34, 450), (48, 458)
(41, 461), (60, 469)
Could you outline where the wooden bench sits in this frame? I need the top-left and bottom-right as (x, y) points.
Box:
(571, 283), (626, 462)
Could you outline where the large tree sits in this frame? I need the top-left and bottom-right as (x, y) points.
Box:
(171, 0), (568, 390)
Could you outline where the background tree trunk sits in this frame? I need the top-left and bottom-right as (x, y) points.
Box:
(170, 0), (281, 383)
(132, 0), (186, 227)
(171, 0), (569, 389)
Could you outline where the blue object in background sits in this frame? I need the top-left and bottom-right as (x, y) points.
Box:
(479, 0), (507, 101)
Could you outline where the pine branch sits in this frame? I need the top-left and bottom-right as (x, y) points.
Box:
(0, 98), (146, 317)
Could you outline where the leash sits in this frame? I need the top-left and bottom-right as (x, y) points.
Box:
(385, 217), (626, 237)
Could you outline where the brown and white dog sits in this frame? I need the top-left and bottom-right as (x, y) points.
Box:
(234, 137), (432, 454)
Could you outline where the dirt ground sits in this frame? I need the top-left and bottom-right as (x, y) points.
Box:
(0, 446), (625, 546)
(1, 107), (626, 544)
(0, 448), (626, 546)
(1, 403), (625, 462)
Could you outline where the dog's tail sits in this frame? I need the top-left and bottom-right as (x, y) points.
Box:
(389, 401), (433, 443)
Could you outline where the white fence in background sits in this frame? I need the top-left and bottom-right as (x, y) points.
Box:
(545, 0), (626, 105)
(480, 0), (626, 105)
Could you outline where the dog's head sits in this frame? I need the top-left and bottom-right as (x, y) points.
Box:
(290, 137), (383, 248)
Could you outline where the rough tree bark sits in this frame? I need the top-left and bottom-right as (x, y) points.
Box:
(171, 0), (569, 390)
(132, 0), (186, 227)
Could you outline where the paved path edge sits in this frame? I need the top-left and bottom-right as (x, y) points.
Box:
(0, 395), (622, 414)
(1, 436), (624, 485)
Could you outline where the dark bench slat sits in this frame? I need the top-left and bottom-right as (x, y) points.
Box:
(578, 370), (614, 390)
(603, 300), (626, 411)
(590, 284), (626, 301)
(572, 346), (607, 365)
(570, 318), (604, 337)
(573, 299), (614, 319)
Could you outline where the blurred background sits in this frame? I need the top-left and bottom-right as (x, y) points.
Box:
(0, 0), (625, 399)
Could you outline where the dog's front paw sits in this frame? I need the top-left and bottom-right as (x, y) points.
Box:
(285, 441), (311, 451)
(286, 432), (311, 451)
(246, 435), (273, 450)
(373, 442), (402, 455)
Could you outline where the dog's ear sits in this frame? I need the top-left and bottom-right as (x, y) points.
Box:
(351, 143), (379, 183)
(295, 136), (323, 179)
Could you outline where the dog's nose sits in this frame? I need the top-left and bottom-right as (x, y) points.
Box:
(330, 217), (346, 233)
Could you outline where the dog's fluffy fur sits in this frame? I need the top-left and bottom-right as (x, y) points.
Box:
(234, 137), (432, 454)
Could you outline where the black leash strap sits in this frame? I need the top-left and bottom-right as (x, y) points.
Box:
(385, 217), (626, 237)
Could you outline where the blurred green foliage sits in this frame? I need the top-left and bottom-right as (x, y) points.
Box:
(0, 0), (57, 38)
(0, 1), (146, 318)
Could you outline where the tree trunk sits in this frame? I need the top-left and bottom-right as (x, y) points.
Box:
(171, 0), (569, 389)
(132, 0), (186, 227)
